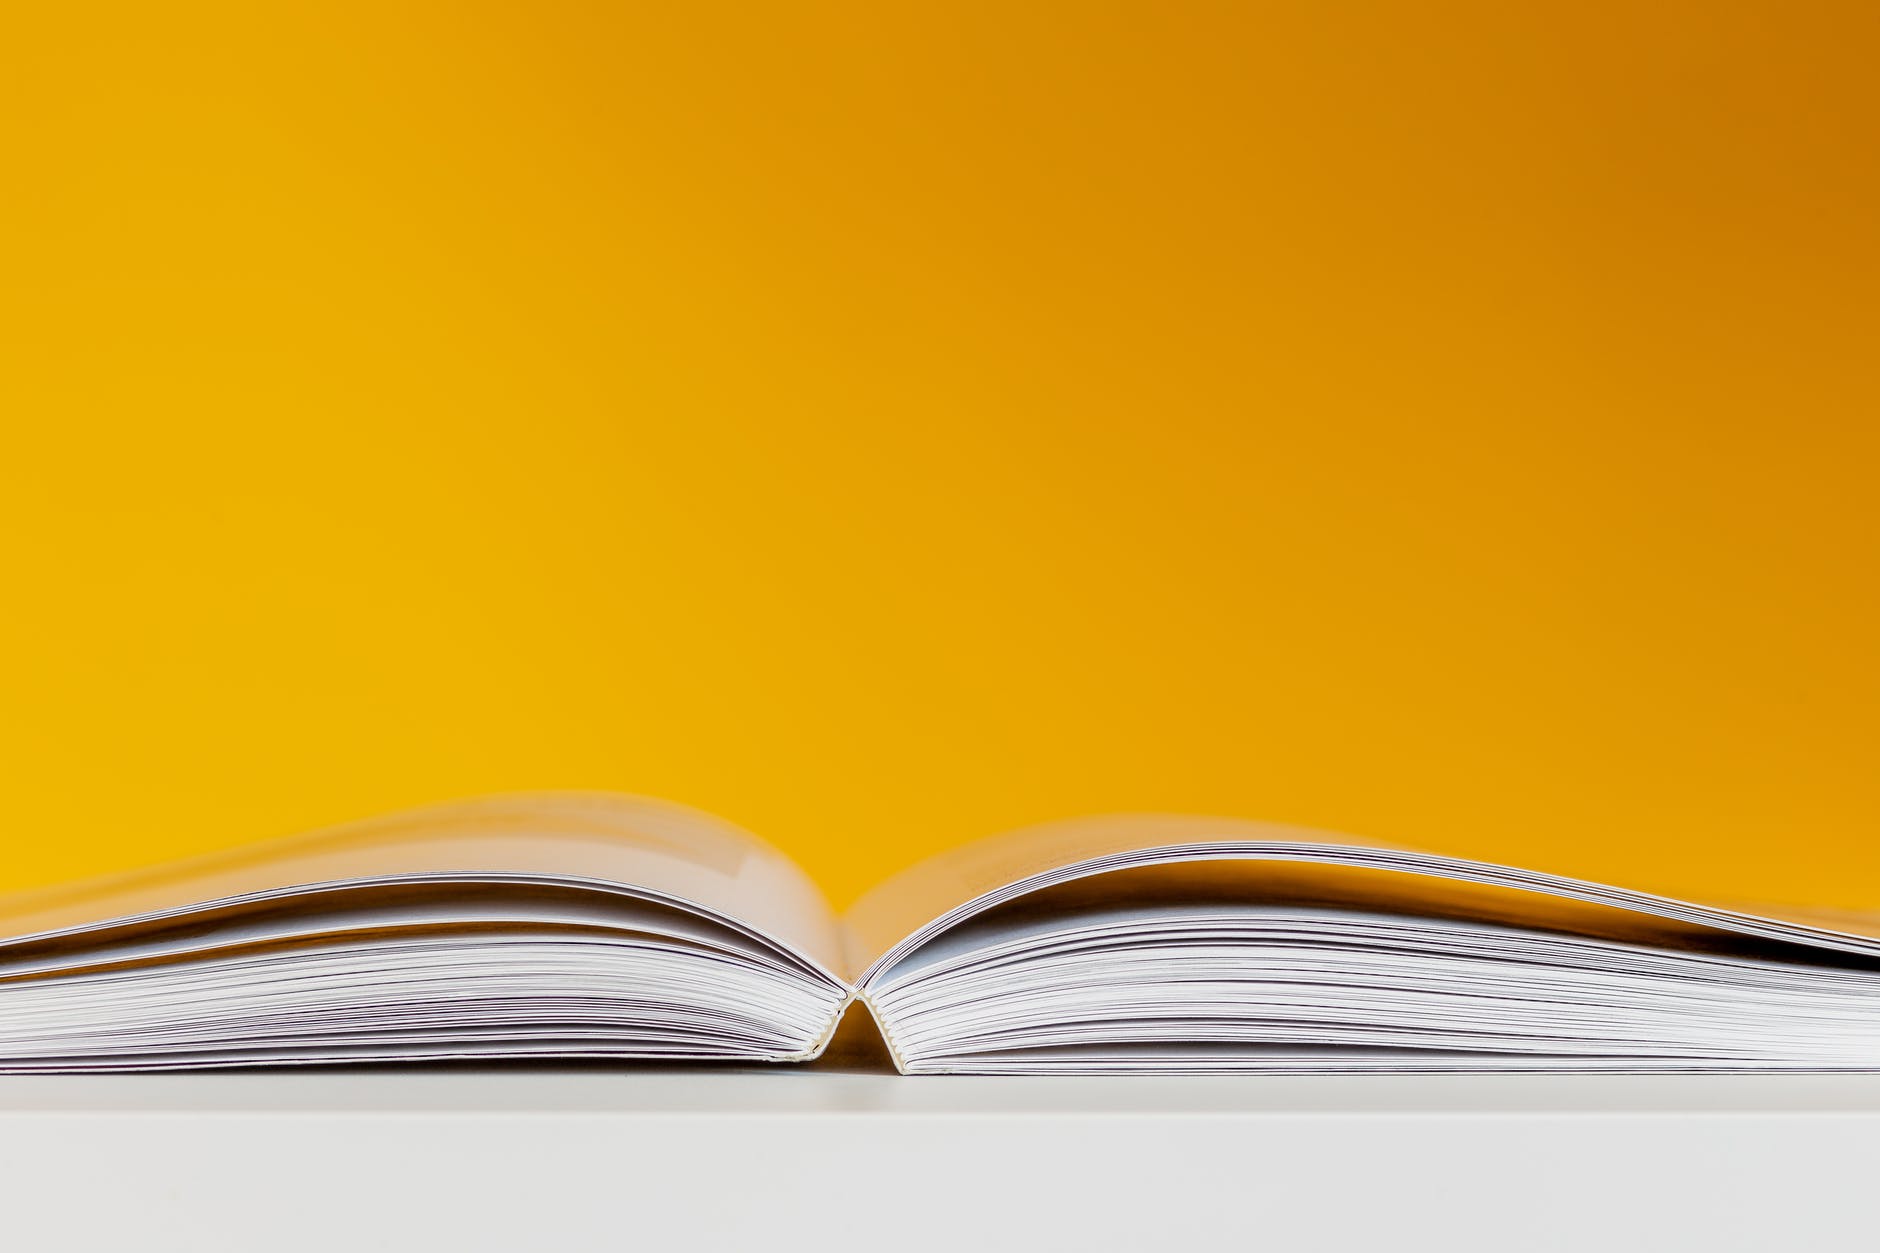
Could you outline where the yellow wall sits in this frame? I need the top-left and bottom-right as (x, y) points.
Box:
(5, 2), (1877, 908)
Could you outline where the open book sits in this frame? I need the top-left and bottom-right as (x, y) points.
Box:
(2, 792), (1877, 1073)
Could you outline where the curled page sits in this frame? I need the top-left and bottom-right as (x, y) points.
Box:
(0, 794), (849, 1070)
(847, 815), (1880, 1073)
(0, 792), (845, 975)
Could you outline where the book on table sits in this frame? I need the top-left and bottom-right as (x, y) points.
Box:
(2, 792), (1877, 1073)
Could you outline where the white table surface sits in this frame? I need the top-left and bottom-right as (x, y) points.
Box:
(3, 1064), (1877, 1251)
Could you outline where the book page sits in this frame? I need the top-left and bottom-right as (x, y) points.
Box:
(846, 813), (1880, 985)
(0, 793), (845, 975)
(844, 814), (1398, 974)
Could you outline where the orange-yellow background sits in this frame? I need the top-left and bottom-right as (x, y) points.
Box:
(4, 2), (1877, 908)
